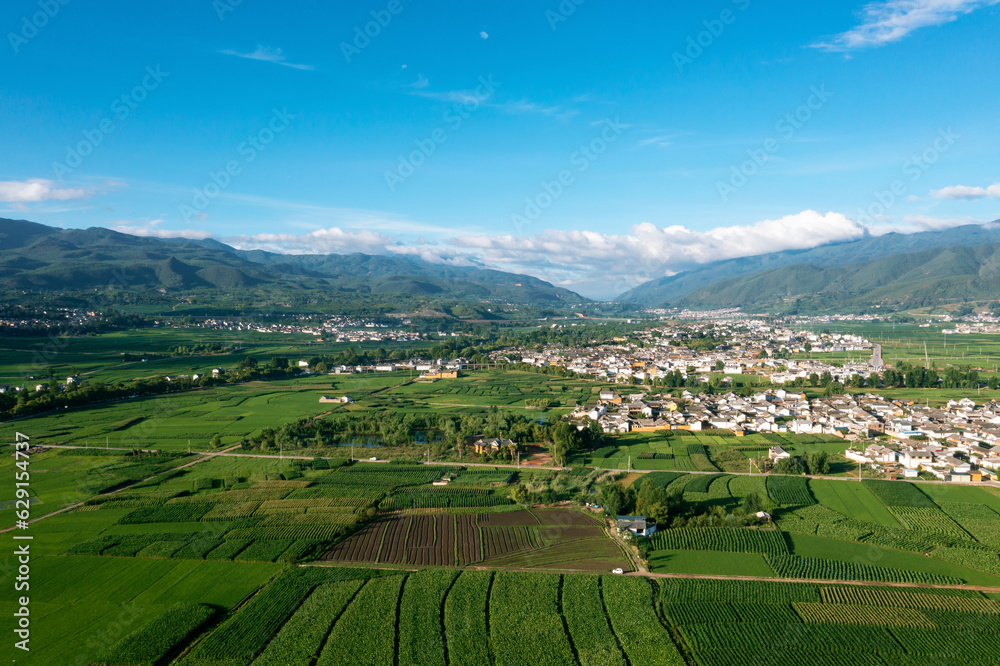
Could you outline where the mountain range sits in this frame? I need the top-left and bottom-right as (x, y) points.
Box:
(5, 218), (1000, 314)
(620, 221), (1000, 311)
(0, 219), (583, 306)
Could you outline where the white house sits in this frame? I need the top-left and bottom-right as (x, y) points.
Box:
(769, 446), (792, 462)
(616, 515), (657, 537)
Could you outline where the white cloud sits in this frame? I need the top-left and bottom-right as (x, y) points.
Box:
(110, 219), (215, 240)
(101, 209), (1000, 300)
(815, 0), (1000, 50)
(480, 31), (489, 39)
(385, 210), (868, 299)
(637, 135), (676, 149)
(0, 179), (89, 203)
(930, 182), (1000, 199)
(219, 45), (314, 70)
(226, 227), (394, 255)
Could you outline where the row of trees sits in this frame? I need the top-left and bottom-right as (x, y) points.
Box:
(241, 406), (604, 464)
(0, 355), (299, 421)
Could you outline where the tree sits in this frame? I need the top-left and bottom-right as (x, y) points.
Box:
(773, 456), (806, 475)
(806, 451), (831, 475)
(209, 434), (222, 450)
(741, 492), (763, 514)
(601, 484), (625, 518)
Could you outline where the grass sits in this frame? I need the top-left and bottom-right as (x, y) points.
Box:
(786, 533), (1000, 587)
(809, 479), (902, 528)
(1, 555), (279, 665)
(648, 550), (776, 577)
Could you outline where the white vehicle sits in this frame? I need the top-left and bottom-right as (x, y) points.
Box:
(612, 568), (624, 575)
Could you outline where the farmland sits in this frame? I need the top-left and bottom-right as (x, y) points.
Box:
(587, 430), (850, 474)
(323, 508), (630, 571)
(105, 569), (997, 666)
(6, 364), (1000, 665)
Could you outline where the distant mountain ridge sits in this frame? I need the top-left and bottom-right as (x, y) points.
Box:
(0, 219), (585, 305)
(619, 222), (1000, 307)
(677, 237), (1000, 312)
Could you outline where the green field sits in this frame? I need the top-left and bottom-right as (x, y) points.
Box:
(588, 431), (851, 474)
(809, 479), (902, 527)
(649, 550), (776, 577)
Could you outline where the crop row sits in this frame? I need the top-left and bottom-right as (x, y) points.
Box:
(201, 501), (261, 521)
(688, 647), (885, 666)
(649, 527), (788, 554)
(397, 570), (458, 666)
(890, 628), (1000, 657)
(862, 479), (937, 508)
(316, 575), (405, 665)
(889, 506), (972, 540)
(119, 503), (212, 524)
(444, 571), (492, 666)
(602, 576), (686, 665)
(793, 602), (935, 628)
(285, 486), (386, 501)
(481, 526), (542, 559)
(95, 603), (216, 666)
(178, 569), (363, 666)
(678, 622), (902, 654)
(225, 524), (347, 541)
(254, 579), (366, 666)
(490, 572), (576, 666)
(938, 502), (1000, 548)
(767, 476), (815, 506)
(562, 575), (627, 666)
(659, 579), (822, 604)
(765, 554), (963, 585)
(685, 474), (723, 494)
(932, 546), (1000, 576)
(380, 493), (513, 510)
(819, 587), (999, 612)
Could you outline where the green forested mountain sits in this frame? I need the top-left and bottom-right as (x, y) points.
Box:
(0, 219), (583, 306)
(619, 222), (1000, 307)
(678, 240), (1000, 312)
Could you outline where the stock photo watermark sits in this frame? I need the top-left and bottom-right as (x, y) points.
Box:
(213, 0), (243, 21)
(7, 0), (71, 54)
(512, 118), (625, 233)
(673, 0), (752, 72)
(717, 85), (833, 202)
(855, 128), (959, 227)
(546, 0), (587, 31)
(385, 75), (501, 192)
(179, 107), (296, 223)
(341, 0), (412, 63)
(51, 66), (170, 181)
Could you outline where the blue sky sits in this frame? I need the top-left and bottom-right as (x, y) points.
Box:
(2, 0), (999, 298)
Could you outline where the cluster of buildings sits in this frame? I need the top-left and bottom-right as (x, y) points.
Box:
(844, 397), (1000, 481)
(575, 388), (890, 437)
(575, 385), (999, 483)
(190, 316), (422, 343)
(503, 321), (881, 387)
(0, 307), (100, 330)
